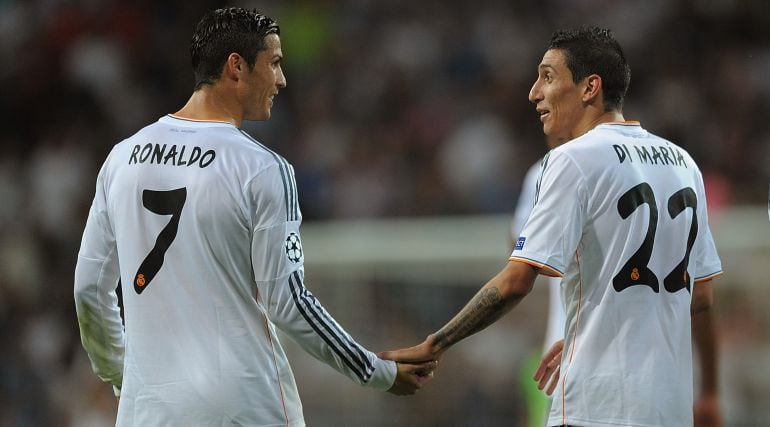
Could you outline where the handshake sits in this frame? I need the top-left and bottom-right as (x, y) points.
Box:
(379, 335), (565, 397)
(377, 335), (442, 396)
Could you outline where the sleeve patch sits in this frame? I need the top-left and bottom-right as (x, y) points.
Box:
(514, 236), (526, 251)
(285, 232), (304, 263)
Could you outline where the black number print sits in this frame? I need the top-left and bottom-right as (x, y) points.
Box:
(133, 188), (187, 294)
(663, 188), (698, 293)
(613, 183), (659, 292)
(613, 183), (699, 294)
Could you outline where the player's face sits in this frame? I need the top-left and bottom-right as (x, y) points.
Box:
(528, 49), (585, 142)
(240, 33), (286, 121)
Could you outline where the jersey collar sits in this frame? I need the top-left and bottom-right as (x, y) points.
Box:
(599, 120), (640, 127)
(163, 114), (237, 127)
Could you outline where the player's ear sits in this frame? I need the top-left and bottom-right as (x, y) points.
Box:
(582, 74), (602, 104)
(222, 53), (244, 81)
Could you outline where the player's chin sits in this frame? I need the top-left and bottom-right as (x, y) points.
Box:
(250, 109), (271, 122)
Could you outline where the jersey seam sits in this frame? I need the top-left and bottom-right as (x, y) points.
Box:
(260, 312), (290, 425)
(562, 250), (583, 425)
(555, 149), (590, 196)
(242, 164), (283, 232)
(540, 149), (591, 220)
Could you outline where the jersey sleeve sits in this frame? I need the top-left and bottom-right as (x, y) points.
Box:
(248, 163), (396, 391)
(510, 150), (588, 276)
(73, 157), (125, 395)
(510, 160), (542, 240)
(691, 174), (723, 282)
(514, 158), (568, 350)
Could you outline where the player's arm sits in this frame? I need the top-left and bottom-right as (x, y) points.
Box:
(383, 150), (580, 366)
(259, 268), (433, 394)
(248, 164), (432, 395)
(73, 161), (124, 396)
(691, 279), (713, 315)
(692, 280), (722, 426)
(687, 172), (723, 425)
(380, 260), (538, 362)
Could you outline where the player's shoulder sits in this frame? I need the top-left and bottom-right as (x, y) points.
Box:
(151, 115), (289, 169)
(230, 127), (291, 168)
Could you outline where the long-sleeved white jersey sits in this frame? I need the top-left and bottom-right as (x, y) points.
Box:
(74, 115), (396, 427)
(511, 122), (722, 427)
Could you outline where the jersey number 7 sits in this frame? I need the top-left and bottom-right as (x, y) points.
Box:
(133, 188), (187, 294)
(613, 183), (698, 294)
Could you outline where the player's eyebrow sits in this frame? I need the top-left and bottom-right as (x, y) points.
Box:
(538, 63), (555, 72)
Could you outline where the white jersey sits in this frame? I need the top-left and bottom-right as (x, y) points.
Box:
(511, 122), (722, 427)
(74, 115), (396, 427)
(511, 160), (565, 353)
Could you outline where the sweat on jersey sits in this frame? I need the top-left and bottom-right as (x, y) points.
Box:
(511, 122), (722, 427)
(74, 115), (396, 427)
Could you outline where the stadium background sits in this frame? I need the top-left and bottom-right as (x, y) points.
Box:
(0, 0), (768, 425)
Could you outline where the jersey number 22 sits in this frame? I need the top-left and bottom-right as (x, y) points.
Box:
(613, 183), (698, 294)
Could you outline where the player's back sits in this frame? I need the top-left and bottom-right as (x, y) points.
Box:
(101, 115), (303, 426)
(518, 122), (721, 426)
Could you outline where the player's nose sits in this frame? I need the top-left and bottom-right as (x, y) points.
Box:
(528, 81), (542, 104)
(277, 66), (287, 89)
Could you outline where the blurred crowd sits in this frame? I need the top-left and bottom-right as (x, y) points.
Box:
(0, 0), (768, 425)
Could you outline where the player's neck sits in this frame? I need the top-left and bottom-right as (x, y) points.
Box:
(573, 109), (625, 139)
(175, 86), (243, 127)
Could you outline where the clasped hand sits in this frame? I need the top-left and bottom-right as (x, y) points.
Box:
(379, 337), (440, 396)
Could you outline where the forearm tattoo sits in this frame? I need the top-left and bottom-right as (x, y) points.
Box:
(433, 287), (508, 350)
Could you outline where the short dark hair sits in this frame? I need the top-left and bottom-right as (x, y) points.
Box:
(190, 7), (280, 90)
(548, 27), (631, 112)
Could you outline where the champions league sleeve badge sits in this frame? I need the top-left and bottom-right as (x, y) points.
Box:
(515, 236), (526, 251)
(285, 232), (304, 263)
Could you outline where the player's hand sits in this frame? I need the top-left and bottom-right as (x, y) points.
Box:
(378, 337), (442, 364)
(386, 361), (437, 396)
(533, 339), (563, 396)
(694, 393), (722, 427)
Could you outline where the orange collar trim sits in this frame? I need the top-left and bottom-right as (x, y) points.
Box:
(603, 120), (640, 126)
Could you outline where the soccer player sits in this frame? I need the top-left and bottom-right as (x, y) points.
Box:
(382, 27), (722, 427)
(74, 8), (432, 426)
(522, 152), (724, 425)
(520, 149), (723, 426)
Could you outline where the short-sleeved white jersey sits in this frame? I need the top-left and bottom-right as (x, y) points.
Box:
(511, 159), (565, 353)
(511, 122), (722, 427)
(74, 115), (396, 427)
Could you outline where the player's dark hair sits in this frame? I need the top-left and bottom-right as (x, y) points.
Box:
(190, 7), (280, 90)
(548, 27), (631, 112)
